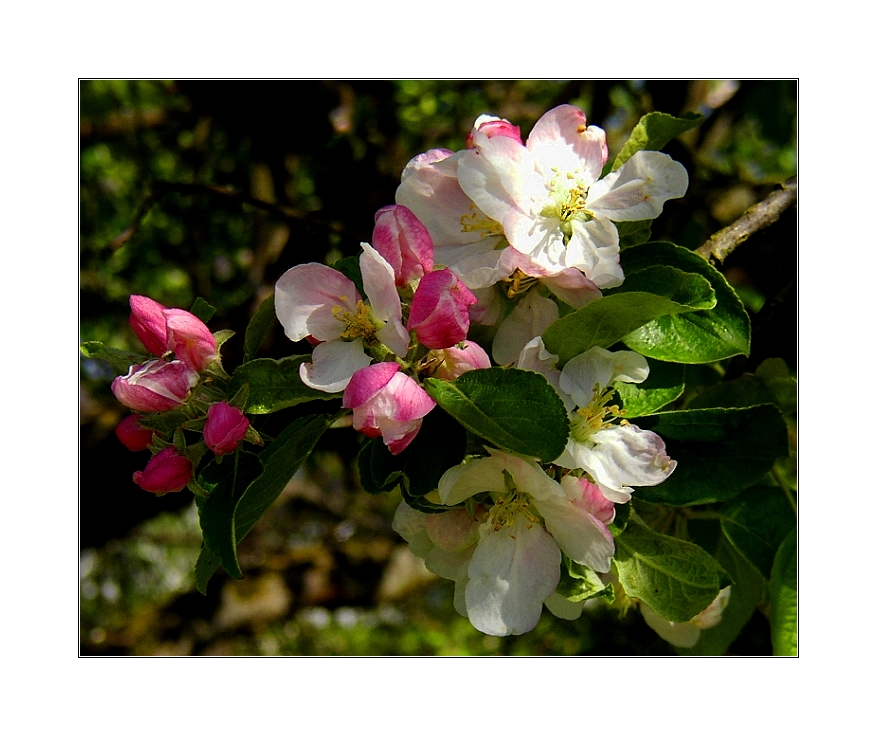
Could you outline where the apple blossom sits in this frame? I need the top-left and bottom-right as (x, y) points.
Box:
(465, 115), (522, 148)
(111, 359), (198, 413)
(133, 447), (193, 494)
(523, 340), (677, 503)
(204, 401), (250, 456)
(342, 362), (436, 454)
(274, 243), (409, 392)
(114, 414), (156, 452)
(407, 268), (477, 349)
(372, 204), (434, 287)
(429, 449), (617, 636)
(457, 104), (689, 284)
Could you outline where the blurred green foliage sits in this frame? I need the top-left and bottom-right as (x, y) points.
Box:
(80, 80), (796, 656)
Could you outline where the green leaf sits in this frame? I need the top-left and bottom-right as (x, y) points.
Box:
(720, 485), (797, 579)
(755, 358), (797, 415)
(556, 556), (614, 603)
(612, 111), (702, 171)
(357, 437), (406, 495)
(619, 242), (751, 363)
(614, 359), (685, 418)
(635, 405), (789, 506)
(688, 374), (776, 410)
(542, 269), (715, 367)
(80, 341), (149, 374)
(614, 520), (731, 622)
(616, 220), (652, 250)
(244, 293), (276, 362)
(680, 537), (767, 656)
(425, 368), (569, 462)
(194, 413), (334, 593)
(401, 407), (468, 496)
(196, 451), (264, 580)
(189, 296), (216, 323)
(228, 355), (340, 414)
(770, 529), (797, 656)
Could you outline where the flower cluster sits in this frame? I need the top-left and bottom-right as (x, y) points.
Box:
(273, 104), (686, 636)
(110, 296), (253, 494)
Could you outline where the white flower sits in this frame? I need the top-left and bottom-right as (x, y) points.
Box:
(519, 338), (677, 503)
(432, 449), (615, 636)
(457, 104), (689, 285)
(274, 243), (408, 392)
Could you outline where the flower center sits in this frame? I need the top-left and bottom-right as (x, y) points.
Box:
(569, 384), (624, 443)
(487, 471), (541, 531)
(332, 299), (379, 342)
(501, 269), (540, 299)
(540, 169), (593, 242)
(459, 203), (504, 238)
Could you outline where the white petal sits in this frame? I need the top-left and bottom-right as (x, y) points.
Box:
(457, 135), (529, 224)
(566, 218), (623, 288)
(299, 339), (371, 392)
(492, 291), (559, 366)
(560, 347), (650, 405)
(535, 493), (615, 573)
(360, 242), (410, 356)
(641, 604), (703, 648)
(588, 151), (689, 222)
(465, 517), (561, 636)
(274, 263), (358, 342)
(579, 424), (677, 491)
(438, 456), (507, 506)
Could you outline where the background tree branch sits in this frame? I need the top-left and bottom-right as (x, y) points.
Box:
(695, 176), (797, 264)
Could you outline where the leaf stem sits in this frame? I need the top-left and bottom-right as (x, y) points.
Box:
(771, 467), (797, 516)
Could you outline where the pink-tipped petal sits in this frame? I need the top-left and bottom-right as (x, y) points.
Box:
(129, 295), (169, 356)
(408, 269), (478, 349)
(163, 308), (217, 372)
(372, 204), (435, 286)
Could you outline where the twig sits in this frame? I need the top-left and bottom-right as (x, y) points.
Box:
(695, 176), (797, 264)
(108, 179), (356, 249)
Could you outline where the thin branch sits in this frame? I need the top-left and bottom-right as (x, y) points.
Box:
(695, 176), (797, 264)
(107, 179), (356, 249)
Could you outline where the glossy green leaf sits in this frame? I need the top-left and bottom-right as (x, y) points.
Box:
(620, 242), (751, 363)
(228, 355), (340, 414)
(614, 359), (685, 418)
(616, 220), (652, 250)
(195, 413), (334, 593)
(542, 268), (715, 367)
(80, 341), (148, 375)
(612, 111), (702, 171)
(425, 368), (569, 462)
(244, 293), (276, 362)
(635, 405), (789, 506)
(614, 520), (731, 622)
(196, 451), (264, 580)
(720, 485), (797, 578)
(770, 530), (797, 656)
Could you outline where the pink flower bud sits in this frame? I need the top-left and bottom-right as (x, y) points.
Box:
(372, 205), (435, 286)
(133, 447), (193, 494)
(129, 295), (169, 356)
(343, 362), (436, 454)
(466, 115), (523, 148)
(114, 414), (157, 452)
(204, 401), (250, 456)
(163, 308), (217, 372)
(408, 269), (478, 349)
(111, 359), (198, 413)
(430, 340), (491, 380)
